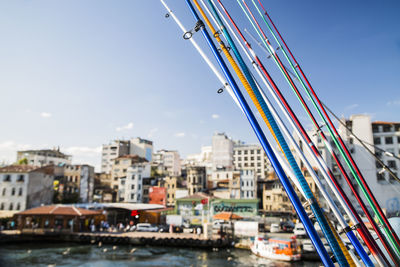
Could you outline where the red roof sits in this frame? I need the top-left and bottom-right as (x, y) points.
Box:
(372, 121), (400, 125)
(16, 205), (102, 216)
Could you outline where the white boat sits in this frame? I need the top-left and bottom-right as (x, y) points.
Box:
(250, 236), (301, 262)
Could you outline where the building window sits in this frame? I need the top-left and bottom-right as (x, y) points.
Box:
(138, 185), (141, 190)
(18, 188), (22, 196)
(377, 172), (385, 181)
(131, 185), (135, 190)
(388, 160), (397, 169)
(17, 175), (25, 182)
(374, 137), (381, 145)
(385, 137), (393, 144)
(244, 151), (248, 155)
(250, 150), (254, 154)
(11, 188), (15, 196)
(16, 203), (20, 210)
(238, 151), (241, 155)
(0, 203), (4, 210)
(132, 175), (135, 180)
(131, 194), (135, 199)
(3, 175), (11, 182)
(383, 125), (392, 132)
(9, 203), (13, 211)
(372, 125), (379, 133)
(2, 188), (6, 196)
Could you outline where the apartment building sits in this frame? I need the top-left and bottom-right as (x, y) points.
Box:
(130, 137), (153, 162)
(17, 148), (71, 167)
(0, 165), (54, 212)
(153, 150), (181, 176)
(212, 133), (234, 171)
(187, 166), (206, 195)
(101, 140), (130, 174)
(233, 143), (272, 180)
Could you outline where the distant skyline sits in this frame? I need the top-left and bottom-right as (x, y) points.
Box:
(0, 1), (399, 171)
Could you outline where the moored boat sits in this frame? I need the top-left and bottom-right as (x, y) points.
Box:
(250, 236), (301, 261)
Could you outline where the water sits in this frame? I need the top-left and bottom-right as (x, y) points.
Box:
(0, 242), (322, 267)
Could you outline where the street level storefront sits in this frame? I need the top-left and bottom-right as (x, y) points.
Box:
(14, 205), (104, 232)
(175, 193), (259, 224)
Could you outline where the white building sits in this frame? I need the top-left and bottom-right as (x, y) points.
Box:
(118, 161), (151, 203)
(130, 137), (153, 162)
(212, 133), (234, 171)
(233, 143), (272, 180)
(0, 165), (54, 212)
(153, 150), (181, 176)
(338, 115), (400, 215)
(16, 148), (71, 167)
(101, 140), (130, 174)
(240, 170), (256, 199)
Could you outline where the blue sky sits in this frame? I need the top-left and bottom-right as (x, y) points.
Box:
(0, 1), (399, 171)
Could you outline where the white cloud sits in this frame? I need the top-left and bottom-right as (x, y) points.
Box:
(40, 112), (52, 118)
(116, 122), (134, 132)
(211, 114), (220, 119)
(147, 128), (159, 138)
(387, 99), (400, 106)
(65, 146), (102, 171)
(344, 104), (359, 110)
(0, 141), (35, 165)
(174, 132), (185, 138)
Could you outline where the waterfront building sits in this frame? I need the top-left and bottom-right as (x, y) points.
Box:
(130, 137), (153, 162)
(0, 165), (54, 212)
(101, 140), (130, 174)
(187, 166), (207, 195)
(212, 133), (234, 171)
(16, 148), (71, 167)
(152, 150), (181, 176)
(175, 193), (258, 224)
(93, 172), (113, 203)
(113, 155), (150, 203)
(54, 164), (94, 203)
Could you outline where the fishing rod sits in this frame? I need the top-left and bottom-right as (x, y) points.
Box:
(195, 1), (349, 265)
(251, 0), (400, 255)
(214, 0), (388, 265)
(237, 0), (400, 261)
(180, 0), (333, 265)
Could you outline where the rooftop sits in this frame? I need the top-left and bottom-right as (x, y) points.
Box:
(15, 205), (101, 216)
(372, 121), (400, 125)
(17, 149), (70, 158)
(0, 165), (41, 173)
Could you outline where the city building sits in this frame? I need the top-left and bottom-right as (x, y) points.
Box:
(0, 165), (54, 212)
(112, 155), (150, 203)
(338, 115), (400, 215)
(212, 133), (234, 171)
(210, 170), (240, 199)
(240, 170), (256, 199)
(16, 148), (71, 167)
(101, 140), (130, 174)
(54, 164), (94, 203)
(152, 150), (181, 176)
(233, 143), (272, 180)
(93, 172), (113, 203)
(148, 186), (166, 206)
(130, 137), (153, 162)
(186, 166), (207, 195)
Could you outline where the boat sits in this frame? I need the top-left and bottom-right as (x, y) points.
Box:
(250, 236), (301, 261)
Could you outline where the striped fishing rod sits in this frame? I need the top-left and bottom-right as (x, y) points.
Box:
(193, 1), (349, 265)
(179, 0), (333, 265)
(207, 1), (381, 266)
(251, 0), (400, 255)
(237, 0), (400, 262)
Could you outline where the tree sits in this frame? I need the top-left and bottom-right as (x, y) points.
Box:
(17, 158), (28, 165)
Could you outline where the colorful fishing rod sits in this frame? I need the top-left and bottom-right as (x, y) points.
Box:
(244, 25), (397, 267)
(214, 1), (388, 265)
(207, 1), (381, 265)
(251, 0), (400, 255)
(180, 0), (333, 265)
(194, 1), (349, 265)
(237, 0), (400, 262)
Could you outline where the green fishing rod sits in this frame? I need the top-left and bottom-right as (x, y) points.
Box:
(236, 0), (400, 259)
(246, 0), (400, 257)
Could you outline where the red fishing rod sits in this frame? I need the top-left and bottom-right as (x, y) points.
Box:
(237, 0), (400, 262)
(215, 0), (389, 265)
(257, 0), (400, 252)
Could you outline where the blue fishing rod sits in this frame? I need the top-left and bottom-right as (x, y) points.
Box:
(183, 0), (333, 265)
(199, 1), (348, 265)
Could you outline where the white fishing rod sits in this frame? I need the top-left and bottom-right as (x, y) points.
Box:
(160, 0), (240, 109)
